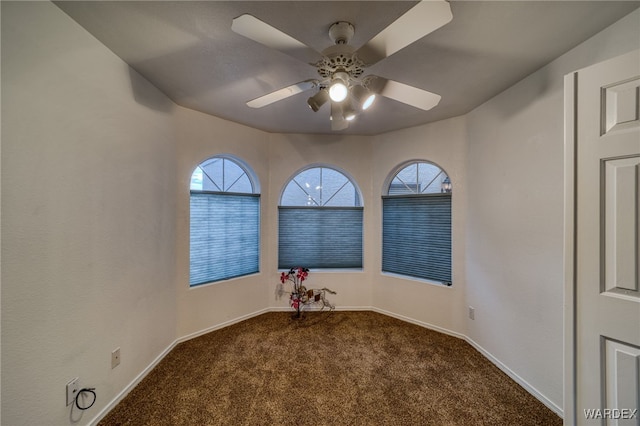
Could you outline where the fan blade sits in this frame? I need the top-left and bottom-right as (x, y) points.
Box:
(376, 78), (441, 111)
(247, 80), (317, 108)
(232, 14), (321, 64)
(357, 0), (452, 65)
(330, 103), (349, 131)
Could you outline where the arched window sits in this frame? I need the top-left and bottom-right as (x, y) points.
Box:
(189, 155), (260, 286)
(382, 161), (452, 285)
(279, 165), (363, 269)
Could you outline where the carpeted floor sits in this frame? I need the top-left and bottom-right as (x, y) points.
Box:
(99, 311), (562, 425)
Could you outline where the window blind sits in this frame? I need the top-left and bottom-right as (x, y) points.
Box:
(382, 194), (451, 284)
(190, 192), (260, 286)
(278, 207), (363, 269)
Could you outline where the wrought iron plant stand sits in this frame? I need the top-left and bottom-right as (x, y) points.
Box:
(279, 267), (336, 318)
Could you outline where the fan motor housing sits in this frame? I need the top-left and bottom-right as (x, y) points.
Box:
(316, 44), (364, 80)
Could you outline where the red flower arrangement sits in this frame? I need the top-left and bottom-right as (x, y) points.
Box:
(280, 267), (310, 316)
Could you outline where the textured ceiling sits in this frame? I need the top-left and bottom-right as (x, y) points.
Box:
(54, 1), (640, 135)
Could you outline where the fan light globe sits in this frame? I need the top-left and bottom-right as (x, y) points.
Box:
(342, 101), (358, 121)
(352, 84), (376, 111)
(329, 81), (348, 102)
(362, 94), (376, 110)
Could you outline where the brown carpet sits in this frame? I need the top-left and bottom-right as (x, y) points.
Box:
(99, 311), (562, 425)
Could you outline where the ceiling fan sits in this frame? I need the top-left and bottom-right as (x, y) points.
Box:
(231, 1), (453, 131)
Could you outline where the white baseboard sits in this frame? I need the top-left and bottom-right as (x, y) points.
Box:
(371, 307), (467, 340)
(268, 305), (372, 312)
(335, 305), (373, 311)
(89, 307), (271, 425)
(177, 307), (272, 343)
(88, 340), (178, 426)
(91, 307), (563, 424)
(464, 336), (564, 418)
(372, 307), (563, 418)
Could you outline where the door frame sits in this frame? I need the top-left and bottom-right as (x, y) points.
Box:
(563, 70), (578, 426)
(563, 51), (640, 425)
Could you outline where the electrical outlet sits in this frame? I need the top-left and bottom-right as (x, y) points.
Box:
(111, 347), (121, 369)
(469, 306), (475, 320)
(66, 377), (80, 406)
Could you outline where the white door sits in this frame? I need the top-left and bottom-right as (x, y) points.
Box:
(573, 49), (640, 425)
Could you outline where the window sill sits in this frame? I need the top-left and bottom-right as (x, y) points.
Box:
(278, 268), (363, 274)
(189, 271), (261, 289)
(381, 272), (452, 288)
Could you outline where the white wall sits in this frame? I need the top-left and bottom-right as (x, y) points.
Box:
(464, 8), (640, 412)
(3, 2), (640, 425)
(1, 2), (178, 425)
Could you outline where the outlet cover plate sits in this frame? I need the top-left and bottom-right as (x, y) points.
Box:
(111, 347), (121, 369)
(66, 377), (79, 406)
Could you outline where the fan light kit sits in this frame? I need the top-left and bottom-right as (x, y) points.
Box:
(231, 1), (453, 131)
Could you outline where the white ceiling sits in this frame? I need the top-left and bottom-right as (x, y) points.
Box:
(54, 1), (639, 135)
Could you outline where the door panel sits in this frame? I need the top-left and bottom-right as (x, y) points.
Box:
(603, 157), (639, 300)
(603, 338), (640, 426)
